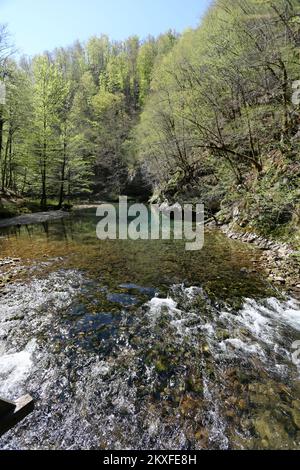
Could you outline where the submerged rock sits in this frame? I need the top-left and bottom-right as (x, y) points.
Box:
(254, 412), (290, 449)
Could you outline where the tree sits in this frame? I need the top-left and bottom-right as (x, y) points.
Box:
(0, 61), (32, 192)
(133, 0), (300, 195)
(0, 24), (13, 192)
(31, 56), (68, 208)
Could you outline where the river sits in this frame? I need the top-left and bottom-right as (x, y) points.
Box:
(0, 208), (300, 450)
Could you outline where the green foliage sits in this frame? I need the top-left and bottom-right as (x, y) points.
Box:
(0, 29), (177, 209)
(1, 0), (299, 241)
(130, 0), (300, 241)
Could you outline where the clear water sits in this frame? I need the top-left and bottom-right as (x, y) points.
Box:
(0, 209), (300, 450)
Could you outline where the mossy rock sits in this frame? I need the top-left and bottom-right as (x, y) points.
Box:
(291, 401), (300, 429)
(254, 411), (289, 448)
(186, 377), (204, 396)
(216, 329), (231, 341)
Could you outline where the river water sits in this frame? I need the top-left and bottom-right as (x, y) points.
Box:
(0, 208), (300, 450)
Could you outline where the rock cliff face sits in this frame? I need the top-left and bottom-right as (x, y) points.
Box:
(124, 167), (153, 201)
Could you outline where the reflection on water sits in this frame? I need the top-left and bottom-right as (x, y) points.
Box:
(0, 208), (269, 300)
(0, 209), (300, 450)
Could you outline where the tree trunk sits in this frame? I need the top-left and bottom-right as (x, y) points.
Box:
(0, 115), (4, 187)
(40, 127), (47, 210)
(40, 162), (47, 210)
(58, 140), (67, 209)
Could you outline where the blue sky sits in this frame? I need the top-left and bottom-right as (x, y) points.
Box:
(0, 0), (212, 56)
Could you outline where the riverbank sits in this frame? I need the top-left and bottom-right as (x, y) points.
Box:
(0, 210), (70, 229)
(0, 191), (74, 220)
(220, 224), (300, 300)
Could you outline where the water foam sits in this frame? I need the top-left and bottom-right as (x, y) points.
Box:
(0, 339), (36, 399)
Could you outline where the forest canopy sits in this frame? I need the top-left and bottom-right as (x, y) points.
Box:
(0, 28), (177, 208)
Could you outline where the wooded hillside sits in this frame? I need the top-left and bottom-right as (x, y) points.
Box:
(132, 0), (300, 243)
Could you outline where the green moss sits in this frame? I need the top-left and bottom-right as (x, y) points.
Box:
(154, 359), (169, 373)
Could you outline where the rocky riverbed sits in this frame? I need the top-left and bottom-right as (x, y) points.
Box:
(220, 225), (300, 300)
(0, 257), (24, 297)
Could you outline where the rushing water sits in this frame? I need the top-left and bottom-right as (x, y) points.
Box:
(0, 208), (300, 450)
